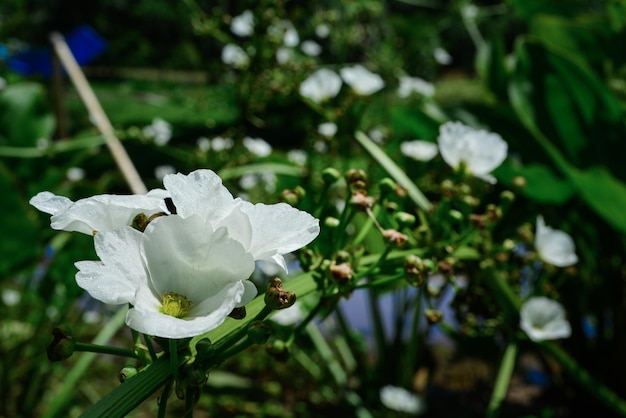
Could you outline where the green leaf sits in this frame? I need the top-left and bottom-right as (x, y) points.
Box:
(390, 104), (440, 139)
(496, 161), (574, 204)
(0, 82), (55, 146)
(476, 37), (509, 100)
(354, 131), (432, 211)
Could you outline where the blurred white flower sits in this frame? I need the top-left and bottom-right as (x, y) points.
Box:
(276, 47), (293, 64)
(462, 4), (479, 20)
(340, 65), (385, 96)
(283, 22), (300, 47)
(318, 122), (338, 138)
(437, 121), (507, 183)
(230, 10), (255, 37)
(221, 44), (249, 69)
(299, 69), (342, 103)
(0, 77), (6, 90)
(520, 297), (572, 342)
(143, 118), (172, 146)
(271, 301), (304, 326)
(401, 140), (438, 161)
(434, 47), (452, 65)
(66, 167), (86, 182)
(212, 136), (234, 151)
(368, 127), (387, 144)
(82, 310), (102, 325)
(380, 385), (424, 414)
(301, 40), (322, 57)
(535, 216), (578, 267)
(243, 137), (272, 157)
(240, 174), (259, 190)
(196, 137), (211, 152)
(154, 164), (176, 181)
(398, 76), (435, 98)
(2, 289), (21, 306)
(315, 23), (330, 38)
(287, 149), (308, 166)
(36, 137), (50, 150)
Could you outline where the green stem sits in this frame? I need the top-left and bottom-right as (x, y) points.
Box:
(540, 341), (626, 417)
(74, 342), (137, 359)
(353, 272), (404, 289)
(169, 339), (179, 379)
(157, 379), (173, 418)
(287, 300), (325, 346)
(144, 334), (158, 361)
(486, 341), (518, 418)
(368, 286), (388, 381)
(404, 287), (424, 387)
(184, 386), (194, 418)
(355, 246), (392, 280)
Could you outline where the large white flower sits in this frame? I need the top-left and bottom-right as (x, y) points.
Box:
(29, 189), (170, 235)
(437, 121), (507, 183)
(340, 65), (385, 96)
(401, 140), (438, 161)
(299, 69), (342, 104)
(380, 385), (424, 414)
(520, 297), (572, 342)
(535, 216), (578, 267)
(76, 215), (258, 339)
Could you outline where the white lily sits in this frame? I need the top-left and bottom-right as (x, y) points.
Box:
(535, 216), (578, 267)
(520, 297), (572, 342)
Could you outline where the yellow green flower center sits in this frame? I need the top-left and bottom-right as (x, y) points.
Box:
(160, 291), (192, 318)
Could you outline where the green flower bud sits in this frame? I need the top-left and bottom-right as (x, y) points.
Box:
(47, 326), (76, 362)
(425, 309), (444, 325)
(324, 217), (340, 228)
(512, 176), (527, 189)
(394, 211), (416, 228)
(346, 168), (367, 190)
(322, 167), (341, 185)
(404, 255), (429, 287)
(265, 278), (297, 310)
(281, 189), (300, 205)
(119, 365), (138, 383)
(448, 209), (463, 222)
(330, 261), (353, 284)
(267, 339), (289, 361)
(379, 177), (396, 196)
(247, 321), (272, 345)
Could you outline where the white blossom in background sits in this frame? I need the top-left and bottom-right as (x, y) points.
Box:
(66, 167), (86, 182)
(434, 47), (452, 65)
(535, 216), (578, 267)
(276, 47), (293, 64)
(32, 169), (320, 339)
(398, 76), (435, 98)
(261, 172), (277, 193)
(520, 297), (572, 342)
(401, 140), (438, 161)
(287, 149), (308, 166)
(283, 21), (300, 47)
(340, 65), (385, 96)
(243, 137), (272, 157)
(212, 136), (234, 151)
(221, 44), (249, 69)
(196, 137), (211, 152)
(318, 122), (338, 138)
(2, 289), (21, 306)
(315, 23), (330, 38)
(314, 140), (329, 153)
(82, 310), (102, 325)
(143, 118), (172, 146)
(271, 302), (304, 326)
(461, 4), (479, 20)
(230, 10), (255, 37)
(0, 77), (6, 90)
(437, 121), (507, 183)
(239, 174), (259, 190)
(154, 165), (176, 181)
(301, 40), (322, 57)
(380, 385), (424, 414)
(299, 68), (342, 103)
(36, 137), (50, 150)
(240, 172), (276, 194)
(368, 127), (387, 144)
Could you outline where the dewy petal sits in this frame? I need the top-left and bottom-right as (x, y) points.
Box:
(163, 169), (236, 221)
(535, 216), (578, 267)
(142, 214), (255, 303)
(75, 226), (146, 304)
(239, 201), (320, 269)
(127, 281), (245, 339)
(520, 296), (572, 341)
(30, 190), (170, 235)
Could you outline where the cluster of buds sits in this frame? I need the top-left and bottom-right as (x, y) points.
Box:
(404, 255), (431, 287)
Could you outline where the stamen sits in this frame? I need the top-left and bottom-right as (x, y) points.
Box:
(160, 291), (192, 318)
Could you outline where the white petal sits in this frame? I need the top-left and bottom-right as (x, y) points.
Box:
(401, 140), (438, 161)
(340, 65), (385, 96)
(127, 281), (245, 339)
(163, 169), (236, 221)
(142, 214), (255, 303)
(30, 191), (73, 215)
(75, 227), (146, 304)
(520, 296), (572, 341)
(240, 201), (320, 268)
(437, 121), (470, 169)
(236, 280), (258, 308)
(535, 216), (578, 267)
(299, 68), (342, 104)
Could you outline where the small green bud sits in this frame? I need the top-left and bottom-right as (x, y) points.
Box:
(322, 167), (341, 185)
(281, 189), (300, 205)
(379, 177), (396, 196)
(119, 365), (138, 383)
(131, 213), (149, 231)
(448, 209), (463, 222)
(394, 211), (416, 228)
(47, 326), (76, 362)
(265, 278), (297, 310)
(267, 339), (289, 361)
(324, 216), (340, 228)
(512, 176), (527, 189)
(382, 229), (408, 247)
(500, 190), (515, 204)
(247, 321), (271, 344)
(335, 250), (351, 263)
(349, 191), (373, 211)
(385, 202), (399, 213)
(425, 309), (444, 325)
(404, 255), (428, 287)
(346, 168), (367, 190)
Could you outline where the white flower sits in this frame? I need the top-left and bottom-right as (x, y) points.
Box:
(70, 169), (320, 338)
(283, 22), (300, 47)
(437, 121), (507, 183)
(520, 297), (572, 342)
(230, 10), (255, 37)
(66, 167), (85, 182)
(2, 289), (21, 306)
(301, 40), (322, 57)
(314, 140), (329, 153)
(368, 127), (387, 144)
(299, 69), (342, 103)
(401, 140), (438, 161)
(30, 189), (170, 235)
(239, 174), (259, 190)
(340, 65), (385, 96)
(211, 136), (234, 152)
(221, 44), (249, 69)
(196, 137), (211, 152)
(287, 149), (307, 166)
(143, 118), (172, 146)
(318, 122), (337, 138)
(154, 165), (176, 181)
(535, 216), (578, 267)
(434, 47), (452, 65)
(243, 137), (272, 157)
(398, 76), (435, 98)
(0, 77), (6, 90)
(315, 23), (330, 38)
(276, 47), (293, 64)
(380, 385), (424, 414)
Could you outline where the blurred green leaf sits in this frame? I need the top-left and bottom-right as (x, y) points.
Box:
(497, 161), (574, 204)
(476, 37), (509, 100)
(390, 104), (440, 139)
(0, 82), (55, 147)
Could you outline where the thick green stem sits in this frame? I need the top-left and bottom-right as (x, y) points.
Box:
(74, 342), (137, 359)
(486, 342), (518, 418)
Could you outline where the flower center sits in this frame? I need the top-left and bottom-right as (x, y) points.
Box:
(160, 291), (192, 318)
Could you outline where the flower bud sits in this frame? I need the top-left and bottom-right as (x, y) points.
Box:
(512, 176), (527, 189)
(448, 209), (463, 222)
(485, 204), (502, 221)
(267, 339), (289, 361)
(470, 214), (485, 229)
(404, 255), (429, 287)
(47, 326), (75, 361)
(119, 365), (138, 383)
(247, 321), (272, 344)
(322, 167), (341, 185)
(437, 258), (454, 277)
(281, 189), (300, 205)
(425, 309), (444, 325)
(346, 168), (367, 190)
(265, 278), (297, 310)
(394, 211), (416, 228)
(379, 178), (396, 196)
(382, 229), (408, 247)
(228, 306), (247, 320)
(349, 191), (373, 211)
(324, 217), (340, 228)
(330, 261), (353, 284)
